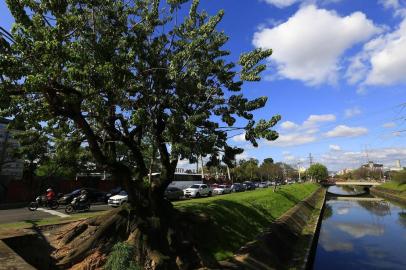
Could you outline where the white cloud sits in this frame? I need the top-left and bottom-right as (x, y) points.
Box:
(267, 133), (317, 147)
(253, 5), (381, 85)
(344, 107), (362, 118)
(379, 0), (406, 17)
(329, 144), (341, 151)
(262, 0), (343, 8)
(303, 114), (336, 127)
(280, 121), (299, 130)
(270, 114), (335, 147)
(324, 125), (368, 137)
(335, 222), (384, 238)
(263, 0), (299, 8)
(319, 146), (406, 171)
(347, 18), (406, 87)
(232, 133), (246, 142)
(383, 122), (397, 128)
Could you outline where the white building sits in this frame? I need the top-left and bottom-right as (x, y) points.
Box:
(389, 160), (403, 172)
(0, 118), (23, 180)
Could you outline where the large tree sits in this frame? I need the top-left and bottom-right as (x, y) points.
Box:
(0, 0), (280, 268)
(307, 163), (329, 182)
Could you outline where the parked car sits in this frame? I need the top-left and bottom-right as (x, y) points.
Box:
(164, 187), (184, 201)
(258, 182), (268, 188)
(106, 186), (123, 199)
(231, 183), (245, 192)
(58, 188), (108, 205)
(243, 181), (256, 190)
(108, 191), (128, 207)
(183, 184), (212, 198)
(213, 185), (231, 195)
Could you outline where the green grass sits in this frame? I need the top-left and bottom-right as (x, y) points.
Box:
(174, 183), (318, 261)
(0, 211), (102, 231)
(0, 183), (318, 262)
(379, 181), (406, 192)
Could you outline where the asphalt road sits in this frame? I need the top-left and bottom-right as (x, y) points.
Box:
(0, 204), (110, 225)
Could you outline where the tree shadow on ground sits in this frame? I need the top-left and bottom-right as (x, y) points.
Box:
(178, 199), (276, 263)
(3, 219), (58, 269)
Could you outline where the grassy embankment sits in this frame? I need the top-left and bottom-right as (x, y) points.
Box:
(0, 183), (318, 262)
(374, 181), (406, 200)
(174, 183), (318, 260)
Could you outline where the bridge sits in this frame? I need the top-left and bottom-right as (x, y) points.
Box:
(322, 181), (382, 187)
(334, 181), (382, 186)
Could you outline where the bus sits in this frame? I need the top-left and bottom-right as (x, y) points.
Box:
(151, 172), (203, 190)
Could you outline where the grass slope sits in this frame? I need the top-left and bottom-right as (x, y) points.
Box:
(0, 183), (318, 262)
(174, 183), (318, 260)
(379, 182), (406, 192)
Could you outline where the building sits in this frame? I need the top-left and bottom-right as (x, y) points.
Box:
(389, 160), (404, 172)
(337, 168), (353, 175)
(0, 118), (23, 180)
(362, 161), (384, 172)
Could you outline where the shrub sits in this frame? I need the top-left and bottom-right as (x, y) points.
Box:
(392, 170), (406, 185)
(104, 242), (140, 270)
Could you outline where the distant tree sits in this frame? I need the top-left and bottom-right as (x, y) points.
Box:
(307, 163), (328, 182)
(263, 157), (274, 164)
(392, 170), (406, 185)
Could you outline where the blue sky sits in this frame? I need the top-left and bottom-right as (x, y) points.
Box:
(1, 0), (406, 171)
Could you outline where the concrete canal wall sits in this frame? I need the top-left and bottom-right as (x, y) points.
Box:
(371, 187), (406, 205)
(219, 187), (327, 270)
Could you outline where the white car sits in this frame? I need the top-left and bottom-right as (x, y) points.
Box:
(213, 185), (231, 195)
(183, 184), (212, 198)
(108, 191), (128, 207)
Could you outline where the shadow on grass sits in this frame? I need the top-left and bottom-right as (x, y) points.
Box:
(3, 219), (58, 269)
(178, 199), (276, 261)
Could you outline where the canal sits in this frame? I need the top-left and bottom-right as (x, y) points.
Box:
(313, 186), (406, 269)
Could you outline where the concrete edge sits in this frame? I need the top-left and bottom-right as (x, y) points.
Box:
(0, 240), (36, 270)
(303, 187), (326, 270)
(370, 187), (406, 205)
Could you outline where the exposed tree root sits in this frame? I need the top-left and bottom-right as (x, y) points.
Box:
(51, 205), (218, 270)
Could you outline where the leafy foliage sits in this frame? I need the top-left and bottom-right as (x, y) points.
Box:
(0, 0), (280, 203)
(306, 163), (328, 182)
(104, 242), (140, 270)
(392, 170), (406, 185)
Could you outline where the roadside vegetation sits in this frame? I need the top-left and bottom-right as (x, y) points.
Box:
(1, 183), (318, 263)
(174, 183), (318, 260)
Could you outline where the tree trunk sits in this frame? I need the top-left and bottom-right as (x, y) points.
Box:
(52, 164), (208, 269)
(53, 194), (206, 270)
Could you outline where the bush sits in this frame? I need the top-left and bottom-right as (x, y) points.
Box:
(104, 242), (140, 270)
(392, 170), (406, 185)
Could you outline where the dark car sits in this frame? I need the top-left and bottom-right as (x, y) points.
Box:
(243, 181), (256, 190)
(231, 183), (245, 192)
(58, 188), (108, 205)
(164, 187), (184, 201)
(106, 186), (123, 199)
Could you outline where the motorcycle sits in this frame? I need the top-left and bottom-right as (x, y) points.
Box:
(65, 196), (91, 214)
(28, 195), (59, 211)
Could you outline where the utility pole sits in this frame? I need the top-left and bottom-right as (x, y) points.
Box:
(308, 153), (313, 182)
(297, 161), (301, 181)
(308, 153), (313, 166)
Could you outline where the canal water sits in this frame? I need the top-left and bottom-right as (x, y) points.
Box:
(313, 186), (406, 269)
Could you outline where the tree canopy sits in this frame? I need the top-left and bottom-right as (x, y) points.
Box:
(0, 0), (280, 206)
(307, 163), (328, 182)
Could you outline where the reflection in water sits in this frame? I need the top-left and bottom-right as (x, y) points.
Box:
(399, 212), (406, 228)
(313, 186), (406, 270)
(334, 222), (384, 238)
(357, 200), (391, 217)
(336, 206), (349, 215)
